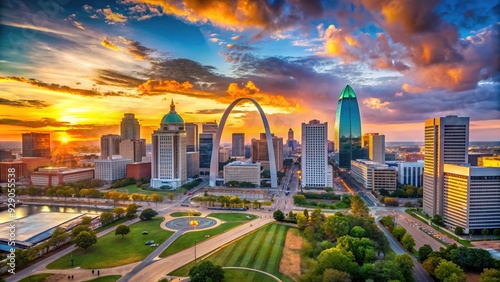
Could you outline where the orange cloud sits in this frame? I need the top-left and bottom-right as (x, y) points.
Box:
(401, 83), (428, 94)
(223, 81), (300, 110)
(363, 97), (393, 112)
(320, 24), (360, 61)
(101, 8), (127, 24)
(101, 39), (118, 50)
(137, 79), (194, 94)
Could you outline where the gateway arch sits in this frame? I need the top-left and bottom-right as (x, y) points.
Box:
(209, 98), (278, 188)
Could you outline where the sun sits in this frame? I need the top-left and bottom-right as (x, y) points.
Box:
(61, 137), (69, 144)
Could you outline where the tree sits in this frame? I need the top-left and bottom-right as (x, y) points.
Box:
(401, 233), (416, 251)
(71, 225), (93, 238)
(49, 227), (68, 248)
(168, 193), (175, 202)
(396, 253), (414, 280)
(74, 231), (97, 250)
(380, 215), (395, 232)
(189, 261), (224, 282)
(323, 268), (351, 282)
(323, 214), (350, 240)
(100, 211), (114, 225)
(317, 248), (358, 274)
(115, 224), (130, 239)
(80, 216), (92, 225)
(296, 212), (308, 230)
(431, 214), (445, 227)
(454, 226), (464, 236)
(273, 209), (285, 221)
(435, 261), (466, 282)
(126, 203), (139, 218)
(392, 226), (407, 241)
(149, 193), (164, 206)
(482, 228), (489, 241)
(350, 226), (366, 238)
(293, 194), (307, 205)
(350, 195), (369, 217)
(422, 257), (442, 276)
(384, 197), (400, 207)
(325, 187), (334, 193)
(481, 268), (500, 282)
(140, 208), (158, 220)
(113, 207), (125, 219)
(418, 244), (433, 262)
(493, 229), (500, 239)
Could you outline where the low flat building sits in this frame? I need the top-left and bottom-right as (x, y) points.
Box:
(479, 157), (500, 167)
(443, 164), (500, 233)
(94, 156), (132, 182)
(0, 161), (28, 182)
(126, 162), (151, 180)
(30, 167), (94, 187)
(351, 159), (397, 191)
(223, 161), (260, 185)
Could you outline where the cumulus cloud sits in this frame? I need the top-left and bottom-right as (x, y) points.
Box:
(137, 79), (194, 94)
(99, 8), (127, 24)
(101, 38), (118, 50)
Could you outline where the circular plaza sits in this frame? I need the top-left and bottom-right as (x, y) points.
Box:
(165, 217), (217, 230)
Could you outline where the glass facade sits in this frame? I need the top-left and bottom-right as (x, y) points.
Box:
(334, 85), (362, 169)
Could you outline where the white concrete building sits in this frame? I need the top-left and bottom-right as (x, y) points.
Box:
(397, 161), (424, 187)
(443, 164), (500, 233)
(151, 100), (187, 189)
(423, 115), (469, 217)
(301, 119), (332, 188)
(223, 161), (260, 185)
(94, 156), (132, 182)
(351, 159), (397, 191)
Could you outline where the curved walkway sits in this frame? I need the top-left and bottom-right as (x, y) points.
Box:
(223, 267), (282, 282)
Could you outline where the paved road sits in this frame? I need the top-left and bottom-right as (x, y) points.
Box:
(127, 217), (274, 282)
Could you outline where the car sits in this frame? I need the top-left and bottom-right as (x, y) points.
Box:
(188, 192), (194, 196)
(150, 243), (159, 247)
(145, 240), (154, 245)
(142, 231), (149, 235)
(180, 204), (189, 207)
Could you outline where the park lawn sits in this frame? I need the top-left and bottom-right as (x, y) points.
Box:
(94, 216), (134, 233)
(223, 268), (278, 282)
(170, 212), (201, 217)
(207, 213), (256, 222)
(112, 184), (179, 196)
(160, 222), (241, 257)
(170, 223), (293, 282)
(47, 217), (173, 269)
(19, 273), (56, 282)
(84, 275), (122, 282)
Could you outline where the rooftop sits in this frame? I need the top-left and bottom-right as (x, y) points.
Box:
(339, 85), (357, 100)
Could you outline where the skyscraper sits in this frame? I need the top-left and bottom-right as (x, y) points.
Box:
(423, 115), (469, 217)
(251, 133), (283, 171)
(119, 139), (146, 162)
(185, 123), (199, 152)
(151, 100), (187, 189)
(120, 113), (140, 140)
(288, 128), (294, 140)
(100, 134), (121, 159)
(301, 119), (332, 188)
(199, 133), (214, 176)
(232, 133), (245, 157)
(363, 133), (385, 164)
(202, 121), (218, 133)
(22, 132), (51, 157)
(334, 85), (362, 169)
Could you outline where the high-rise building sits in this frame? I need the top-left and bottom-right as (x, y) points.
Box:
(22, 132), (51, 158)
(119, 139), (146, 162)
(301, 119), (332, 188)
(202, 121), (218, 134)
(397, 161), (424, 187)
(251, 133), (283, 171)
(219, 148), (230, 163)
(443, 164), (500, 233)
(368, 134), (385, 164)
(423, 115), (469, 217)
(100, 134), (121, 159)
(288, 128), (294, 141)
(199, 133), (214, 176)
(94, 157), (132, 182)
(186, 152), (200, 178)
(120, 113), (140, 140)
(150, 100), (187, 189)
(232, 133), (245, 157)
(351, 159), (397, 191)
(334, 85), (362, 169)
(185, 123), (199, 152)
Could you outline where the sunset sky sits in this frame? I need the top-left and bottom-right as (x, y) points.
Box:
(0, 0), (499, 144)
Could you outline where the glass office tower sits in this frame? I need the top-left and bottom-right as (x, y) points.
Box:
(334, 85), (362, 169)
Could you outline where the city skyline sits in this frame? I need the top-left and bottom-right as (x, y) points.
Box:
(1, 1), (499, 144)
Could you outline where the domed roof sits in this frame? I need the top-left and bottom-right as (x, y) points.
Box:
(161, 100), (184, 124)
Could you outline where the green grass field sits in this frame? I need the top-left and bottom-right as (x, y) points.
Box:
(160, 213), (255, 257)
(170, 223), (292, 282)
(47, 217), (173, 269)
(223, 268), (278, 282)
(113, 184), (180, 196)
(84, 275), (122, 282)
(19, 273), (53, 282)
(170, 212), (201, 217)
(207, 213), (256, 222)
